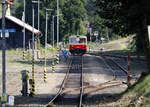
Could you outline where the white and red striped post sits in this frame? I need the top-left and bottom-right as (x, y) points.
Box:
(127, 55), (131, 86)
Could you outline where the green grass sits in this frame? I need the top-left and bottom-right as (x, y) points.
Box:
(123, 73), (150, 106)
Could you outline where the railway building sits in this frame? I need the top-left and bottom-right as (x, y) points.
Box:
(0, 15), (41, 49)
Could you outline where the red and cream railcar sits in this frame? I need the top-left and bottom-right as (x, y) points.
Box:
(69, 35), (87, 55)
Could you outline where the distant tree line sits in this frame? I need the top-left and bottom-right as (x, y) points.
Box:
(13, 0), (150, 70)
(95, 0), (150, 70)
(13, 0), (87, 44)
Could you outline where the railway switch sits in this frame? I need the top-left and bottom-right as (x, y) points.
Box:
(20, 70), (29, 96)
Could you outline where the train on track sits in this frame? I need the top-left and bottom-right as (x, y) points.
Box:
(69, 35), (87, 55)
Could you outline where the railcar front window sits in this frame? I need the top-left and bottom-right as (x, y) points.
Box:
(79, 38), (86, 43)
(69, 38), (78, 44)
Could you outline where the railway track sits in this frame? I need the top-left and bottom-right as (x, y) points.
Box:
(12, 53), (130, 107)
(57, 54), (127, 99)
(77, 54), (128, 95)
(46, 56), (83, 107)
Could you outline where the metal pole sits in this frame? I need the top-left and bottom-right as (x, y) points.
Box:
(37, 0), (40, 50)
(32, 0), (40, 50)
(52, 16), (55, 48)
(107, 27), (109, 41)
(1, 0), (7, 103)
(23, 0), (26, 59)
(45, 11), (48, 49)
(44, 10), (48, 81)
(51, 21), (53, 46)
(30, 4), (35, 96)
(57, 0), (59, 47)
(38, 0), (40, 30)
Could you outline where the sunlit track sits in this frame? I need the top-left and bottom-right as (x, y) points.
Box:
(76, 53), (127, 95)
(46, 56), (83, 107)
(61, 54), (125, 97)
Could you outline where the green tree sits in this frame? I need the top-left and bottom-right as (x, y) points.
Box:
(95, 0), (150, 70)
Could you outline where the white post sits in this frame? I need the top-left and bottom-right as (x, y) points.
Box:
(148, 25), (150, 43)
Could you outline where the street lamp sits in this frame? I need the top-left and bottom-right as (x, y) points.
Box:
(52, 14), (62, 48)
(29, 1), (36, 96)
(38, 0), (40, 30)
(52, 15), (56, 48)
(1, 0), (7, 103)
(57, 0), (59, 48)
(45, 8), (53, 49)
(31, 0), (41, 31)
(44, 8), (53, 82)
(23, 0), (26, 60)
(32, 0), (41, 50)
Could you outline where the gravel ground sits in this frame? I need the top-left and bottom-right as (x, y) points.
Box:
(0, 50), (68, 106)
(82, 54), (127, 103)
(0, 49), (147, 107)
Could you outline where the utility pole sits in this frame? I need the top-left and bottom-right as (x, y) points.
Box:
(1, 0), (7, 103)
(57, 0), (59, 47)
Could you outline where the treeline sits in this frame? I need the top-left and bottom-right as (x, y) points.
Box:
(95, 0), (150, 70)
(13, 0), (150, 69)
(13, 0), (87, 43)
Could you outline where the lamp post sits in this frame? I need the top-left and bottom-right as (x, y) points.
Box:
(29, 1), (36, 96)
(57, 0), (59, 48)
(45, 8), (53, 49)
(52, 14), (62, 48)
(23, 0), (26, 60)
(44, 8), (53, 82)
(37, 0), (40, 50)
(38, 0), (40, 30)
(52, 15), (56, 48)
(1, 0), (7, 103)
(32, 0), (41, 50)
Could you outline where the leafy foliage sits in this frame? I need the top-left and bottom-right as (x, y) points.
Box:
(13, 0), (88, 44)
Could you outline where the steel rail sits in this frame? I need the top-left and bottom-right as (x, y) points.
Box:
(108, 57), (128, 75)
(62, 54), (119, 95)
(79, 56), (83, 107)
(45, 57), (74, 106)
(79, 54), (125, 95)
